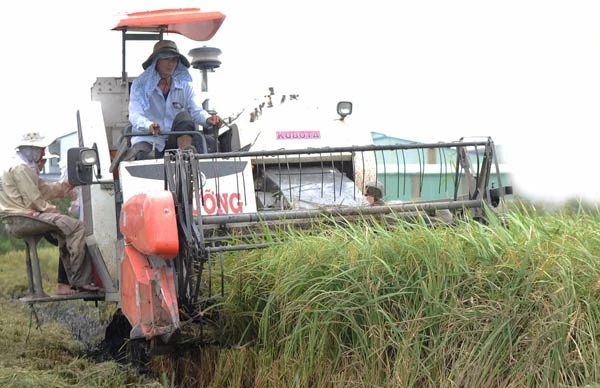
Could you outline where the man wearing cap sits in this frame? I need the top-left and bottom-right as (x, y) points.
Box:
(0, 132), (99, 293)
(128, 39), (223, 159)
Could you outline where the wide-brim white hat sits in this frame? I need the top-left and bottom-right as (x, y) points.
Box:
(16, 132), (54, 149)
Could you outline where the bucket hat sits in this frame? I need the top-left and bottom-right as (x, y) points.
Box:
(142, 40), (190, 70)
(16, 132), (54, 149)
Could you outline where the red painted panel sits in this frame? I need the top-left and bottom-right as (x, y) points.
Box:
(112, 8), (226, 42)
(120, 246), (180, 340)
(119, 191), (179, 259)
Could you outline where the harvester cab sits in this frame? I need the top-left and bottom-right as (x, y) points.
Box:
(52, 7), (513, 356)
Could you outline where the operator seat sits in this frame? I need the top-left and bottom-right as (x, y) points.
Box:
(108, 120), (241, 174)
(204, 123), (241, 153)
(109, 124), (210, 173)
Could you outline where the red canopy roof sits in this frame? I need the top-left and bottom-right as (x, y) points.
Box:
(112, 8), (226, 41)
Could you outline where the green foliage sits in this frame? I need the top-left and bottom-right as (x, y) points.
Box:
(52, 196), (74, 215)
(0, 228), (25, 254)
(209, 208), (600, 387)
(3, 205), (600, 387)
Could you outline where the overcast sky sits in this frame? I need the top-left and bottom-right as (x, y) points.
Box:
(4, 1), (600, 203)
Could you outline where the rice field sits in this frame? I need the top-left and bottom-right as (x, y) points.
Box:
(2, 202), (600, 387)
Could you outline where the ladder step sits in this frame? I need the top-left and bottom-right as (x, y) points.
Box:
(19, 292), (105, 304)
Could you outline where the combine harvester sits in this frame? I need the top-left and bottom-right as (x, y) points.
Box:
(34, 7), (512, 356)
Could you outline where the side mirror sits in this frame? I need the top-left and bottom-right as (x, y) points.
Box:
(67, 147), (98, 185)
(337, 101), (353, 120)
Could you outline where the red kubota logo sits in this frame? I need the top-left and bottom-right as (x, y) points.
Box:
(193, 189), (244, 215)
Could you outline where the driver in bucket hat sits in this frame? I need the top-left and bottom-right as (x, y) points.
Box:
(0, 132), (100, 294)
(128, 39), (223, 160)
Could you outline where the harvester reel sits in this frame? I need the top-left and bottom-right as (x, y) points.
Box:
(165, 150), (220, 320)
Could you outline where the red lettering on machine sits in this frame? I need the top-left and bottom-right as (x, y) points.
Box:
(192, 190), (244, 215)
